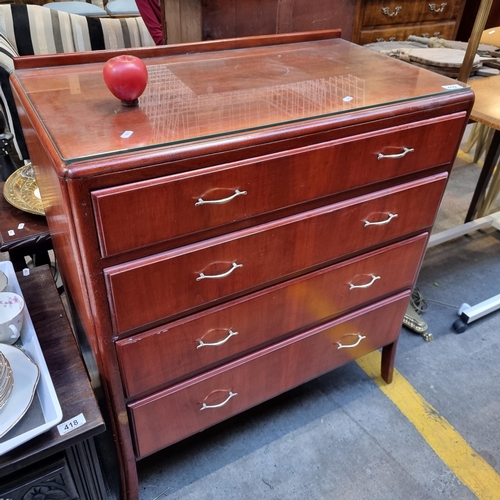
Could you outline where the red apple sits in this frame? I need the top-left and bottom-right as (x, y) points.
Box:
(103, 55), (148, 106)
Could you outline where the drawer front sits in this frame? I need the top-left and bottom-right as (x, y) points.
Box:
(362, 1), (423, 26)
(358, 22), (456, 44)
(129, 292), (410, 458)
(92, 115), (463, 257)
(117, 234), (427, 397)
(105, 174), (447, 334)
(419, 0), (461, 22)
(361, 0), (460, 27)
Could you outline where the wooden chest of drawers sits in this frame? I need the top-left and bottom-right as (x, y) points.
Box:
(353, 0), (466, 44)
(10, 31), (473, 499)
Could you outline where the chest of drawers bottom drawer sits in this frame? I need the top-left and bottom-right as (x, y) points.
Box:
(129, 291), (410, 458)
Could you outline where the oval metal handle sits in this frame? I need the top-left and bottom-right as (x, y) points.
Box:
(197, 329), (239, 349)
(377, 146), (414, 160)
(335, 334), (366, 350)
(196, 262), (243, 281)
(200, 391), (238, 411)
(349, 274), (381, 290)
(381, 6), (402, 17)
(364, 213), (398, 227)
(429, 2), (446, 13)
(195, 189), (247, 207)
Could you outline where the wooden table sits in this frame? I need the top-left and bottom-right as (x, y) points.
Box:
(0, 265), (108, 499)
(0, 183), (52, 271)
(465, 75), (500, 222)
(161, 0), (357, 43)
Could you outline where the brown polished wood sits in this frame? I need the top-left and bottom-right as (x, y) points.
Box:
(92, 114), (464, 258)
(10, 32), (474, 499)
(130, 292), (410, 458)
(116, 235), (427, 397)
(105, 175), (447, 334)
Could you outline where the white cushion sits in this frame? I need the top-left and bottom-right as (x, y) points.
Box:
(105, 0), (139, 16)
(43, 2), (108, 17)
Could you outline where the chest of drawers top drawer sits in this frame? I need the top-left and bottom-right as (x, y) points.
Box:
(105, 173), (447, 335)
(92, 115), (463, 258)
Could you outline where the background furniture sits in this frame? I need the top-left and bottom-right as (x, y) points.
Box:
(160, 0), (358, 44)
(352, 0), (466, 45)
(159, 0), (467, 45)
(11, 31), (473, 499)
(0, 265), (107, 500)
(0, 3), (155, 165)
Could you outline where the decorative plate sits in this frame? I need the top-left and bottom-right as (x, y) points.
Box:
(3, 164), (45, 216)
(0, 344), (40, 438)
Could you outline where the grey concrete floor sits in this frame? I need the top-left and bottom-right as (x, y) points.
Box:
(134, 130), (500, 500)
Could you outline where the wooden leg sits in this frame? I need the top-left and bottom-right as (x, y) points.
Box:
(381, 340), (398, 384)
(465, 128), (500, 222)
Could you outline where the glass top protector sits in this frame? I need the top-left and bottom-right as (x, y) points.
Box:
(15, 39), (468, 162)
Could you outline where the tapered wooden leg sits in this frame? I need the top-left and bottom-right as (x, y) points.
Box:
(381, 340), (398, 384)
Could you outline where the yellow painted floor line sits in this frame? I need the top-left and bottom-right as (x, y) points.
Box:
(356, 350), (500, 500)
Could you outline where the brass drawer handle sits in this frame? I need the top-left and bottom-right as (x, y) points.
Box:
(349, 274), (381, 290)
(200, 391), (238, 411)
(364, 213), (398, 227)
(335, 334), (366, 350)
(197, 329), (239, 349)
(429, 2), (447, 13)
(381, 6), (402, 17)
(377, 146), (414, 160)
(196, 262), (243, 281)
(195, 189), (247, 206)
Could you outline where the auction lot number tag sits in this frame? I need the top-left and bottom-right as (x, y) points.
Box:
(57, 413), (86, 435)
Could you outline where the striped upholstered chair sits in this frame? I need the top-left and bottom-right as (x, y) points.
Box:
(0, 3), (154, 163)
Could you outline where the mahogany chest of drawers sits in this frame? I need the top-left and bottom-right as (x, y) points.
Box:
(10, 31), (473, 499)
(353, 0), (466, 44)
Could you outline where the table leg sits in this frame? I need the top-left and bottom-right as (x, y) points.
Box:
(465, 128), (500, 222)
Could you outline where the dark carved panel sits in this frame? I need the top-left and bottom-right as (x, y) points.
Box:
(0, 455), (78, 500)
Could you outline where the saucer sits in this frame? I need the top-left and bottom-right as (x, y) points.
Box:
(0, 344), (40, 438)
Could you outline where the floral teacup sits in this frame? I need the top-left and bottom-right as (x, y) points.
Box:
(0, 292), (25, 344)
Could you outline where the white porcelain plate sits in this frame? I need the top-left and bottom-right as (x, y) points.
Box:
(0, 344), (40, 438)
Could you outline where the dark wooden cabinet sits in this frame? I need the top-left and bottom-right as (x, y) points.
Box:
(353, 0), (466, 44)
(10, 31), (473, 499)
(161, 0), (358, 43)
(0, 267), (107, 500)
